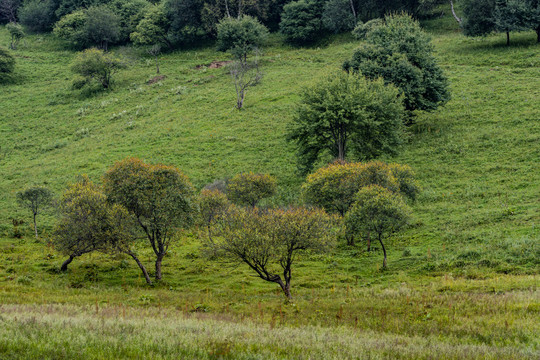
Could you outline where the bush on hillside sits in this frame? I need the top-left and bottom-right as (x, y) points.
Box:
(227, 172), (277, 208)
(217, 15), (269, 60)
(322, 0), (357, 33)
(0, 46), (15, 83)
(70, 48), (127, 90)
(18, 0), (57, 33)
(279, 0), (325, 44)
(344, 14), (450, 116)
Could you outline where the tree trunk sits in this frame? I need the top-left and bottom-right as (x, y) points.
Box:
(33, 213), (38, 239)
(378, 234), (387, 269)
(506, 31), (510, 46)
(536, 27), (540, 43)
(128, 251), (152, 284)
(155, 254), (164, 280)
(60, 255), (75, 272)
(449, 0), (462, 27)
(349, 0), (357, 26)
(337, 141), (345, 161)
(277, 278), (292, 300)
(366, 232), (371, 252)
(155, 56), (160, 74)
(346, 234), (355, 246)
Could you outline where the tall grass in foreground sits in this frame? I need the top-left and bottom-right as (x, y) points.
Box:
(0, 304), (538, 360)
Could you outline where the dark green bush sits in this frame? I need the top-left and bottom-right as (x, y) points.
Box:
(279, 0), (325, 44)
(0, 46), (15, 83)
(217, 15), (269, 60)
(18, 0), (57, 33)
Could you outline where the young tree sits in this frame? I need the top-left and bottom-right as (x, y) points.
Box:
(287, 71), (405, 174)
(227, 172), (277, 207)
(343, 14), (450, 116)
(53, 10), (89, 49)
(53, 176), (120, 272)
(103, 158), (196, 281)
(228, 53), (263, 109)
(198, 188), (229, 245)
(6, 22), (24, 50)
(494, 0), (530, 45)
(209, 206), (336, 299)
(16, 186), (53, 239)
(345, 185), (411, 268)
(70, 48), (127, 90)
(0, 46), (15, 83)
(279, 0), (325, 44)
(217, 15), (269, 61)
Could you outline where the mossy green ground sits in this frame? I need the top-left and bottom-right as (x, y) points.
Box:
(0, 13), (539, 359)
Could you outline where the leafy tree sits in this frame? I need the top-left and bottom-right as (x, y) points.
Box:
(227, 172), (277, 207)
(301, 161), (401, 217)
(0, 46), (15, 83)
(103, 158), (196, 281)
(110, 0), (150, 43)
(53, 10), (88, 48)
(343, 14), (450, 116)
(164, 0), (204, 45)
(209, 206), (336, 299)
(530, 0), (540, 42)
(53, 176), (122, 272)
(322, 0), (357, 33)
(130, 4), (172, 48)
(6, 22), (24, 50)
(83, 5), (121, 51)
(70, 48), (127, 89)
(388, 163), (421, 201)
(198, 188), (229, 245)
(54, 6), (121, 50)
(494, 0), (530, 45)
(287, 71), (405, 174)
(279, 0), (325, 44)
(16, 186), (53, 239)
(462, 0), (496, 37)
(18, 0), (57, 33)
(345, 185), (411, 268)
(217, 15), (269, 61)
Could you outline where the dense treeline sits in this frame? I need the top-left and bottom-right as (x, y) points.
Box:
(1, 0), (446, 48)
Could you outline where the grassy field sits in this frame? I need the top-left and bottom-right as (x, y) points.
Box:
(0, 9), (539, 359)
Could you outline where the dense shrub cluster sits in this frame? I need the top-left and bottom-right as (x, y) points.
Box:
(5, 0), (447, 48)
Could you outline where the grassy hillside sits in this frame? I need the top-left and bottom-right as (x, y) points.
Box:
(0, 15), (539, 359)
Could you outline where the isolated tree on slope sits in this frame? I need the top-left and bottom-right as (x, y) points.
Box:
(17, 186), (53, 239)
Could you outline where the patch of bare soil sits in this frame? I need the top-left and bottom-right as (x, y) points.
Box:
(195, 61), (232, 69)
(147, 75), (167, 84)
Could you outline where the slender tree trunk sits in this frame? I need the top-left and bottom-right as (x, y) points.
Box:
(127, 251), (152, 284)
(60, 255), (75, 272)
(536, 27), (540, 43)
(506, 31), (510, 46)
(224, 0), (231, 18)
(449, 0), (462, 27)
(276, 278), (292, 300)
(155, 55), (160, 74)
(337, 141), (345, 161)
(33, 213), (38, 239)
(366, 232), (371, 252)
(349, 0), (357, 26)
(378, 234), (387, 269)
(155, 253), (164, 280)
(347, 234), (355, 246)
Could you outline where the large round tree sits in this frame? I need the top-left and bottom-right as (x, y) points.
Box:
(287, 71), (405, 174)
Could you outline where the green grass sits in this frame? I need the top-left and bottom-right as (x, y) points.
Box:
(0, 15), (539, 359)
